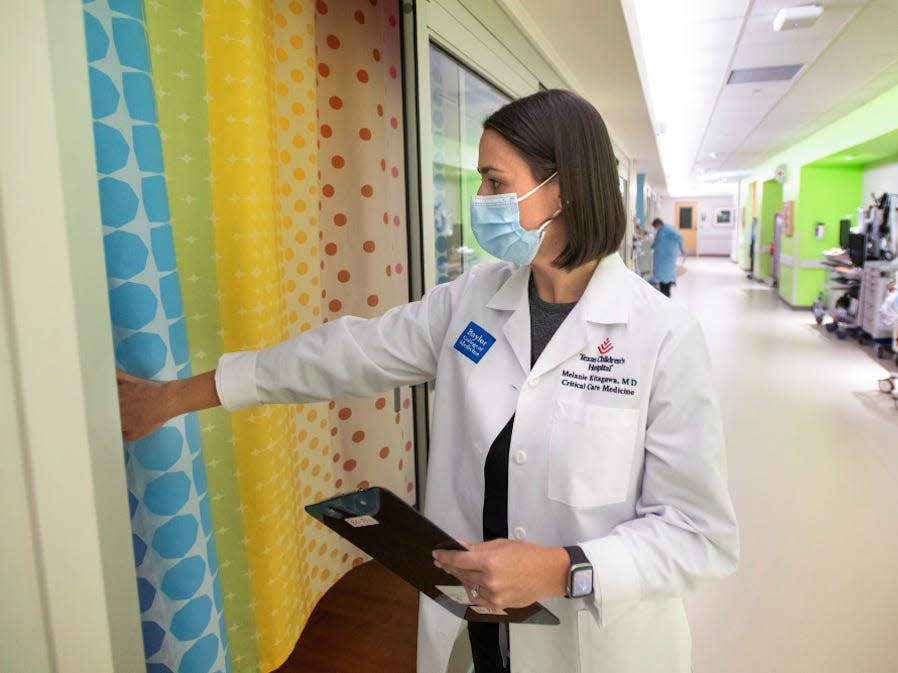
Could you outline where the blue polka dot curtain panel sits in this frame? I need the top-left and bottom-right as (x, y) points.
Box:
(82, 1), (412, 672)
(84, 2), (230, 673)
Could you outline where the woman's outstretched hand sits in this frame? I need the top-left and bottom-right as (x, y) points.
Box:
(116, 370), (170, 441)
(116, 369), (221, 442)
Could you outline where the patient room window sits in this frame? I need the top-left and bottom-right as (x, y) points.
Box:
(429, 45), (509, 284)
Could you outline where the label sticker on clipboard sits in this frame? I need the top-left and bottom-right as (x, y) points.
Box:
(471, 606), (508, 616)
(345, 515), (379, 527)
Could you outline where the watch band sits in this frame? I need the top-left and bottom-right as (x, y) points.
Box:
(564, 545), (594, 598)
(564, 544), (589, 567)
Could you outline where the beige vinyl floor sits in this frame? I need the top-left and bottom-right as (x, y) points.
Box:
(675, 257), (898, 673)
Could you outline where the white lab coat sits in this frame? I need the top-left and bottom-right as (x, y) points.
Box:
(216, 253), (739, 673)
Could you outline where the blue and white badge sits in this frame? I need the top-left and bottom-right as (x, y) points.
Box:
(453, 321), (496, 364)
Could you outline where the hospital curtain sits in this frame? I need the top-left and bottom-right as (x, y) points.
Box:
(85, 1), (414, 672)
(84, 2), (231, 673)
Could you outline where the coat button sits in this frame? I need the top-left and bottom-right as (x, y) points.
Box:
(528, 376), (540, 387)
(513, 526), (526, 540)
(513, 450), (527, 465)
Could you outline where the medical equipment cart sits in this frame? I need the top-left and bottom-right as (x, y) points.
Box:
(815, 255), (862, 339)
(858, 260), (898, 356)
(633, 230), (653, 281)
(875, 287), (898, 410)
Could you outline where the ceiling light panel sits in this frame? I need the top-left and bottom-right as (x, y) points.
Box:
(687, 17), (745, 48)
(672, 0), (751, 22)
(629, 0), (746, 186)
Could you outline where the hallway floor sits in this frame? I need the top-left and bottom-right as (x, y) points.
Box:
(676, 257), (898, 673)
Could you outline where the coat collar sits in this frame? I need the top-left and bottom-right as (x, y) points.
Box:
(579, 253), (631, 325)
(486, 253), (631, 325)
(485, 253), (632, 377)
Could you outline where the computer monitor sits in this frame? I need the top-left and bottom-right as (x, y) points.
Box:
(848, 231), (867, 268)
(839, 218), (852, 249)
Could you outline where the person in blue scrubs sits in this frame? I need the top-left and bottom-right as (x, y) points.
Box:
(651, 217), (685, 297)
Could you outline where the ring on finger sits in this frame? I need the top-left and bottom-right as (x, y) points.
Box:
(470, 584), (479, 600)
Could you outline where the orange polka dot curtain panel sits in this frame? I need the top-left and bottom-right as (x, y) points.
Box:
(99, 1), (414, 671)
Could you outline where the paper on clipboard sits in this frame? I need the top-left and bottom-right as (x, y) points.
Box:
(305, 487), (559, 625)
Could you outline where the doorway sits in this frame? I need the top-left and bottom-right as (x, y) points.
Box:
(675, 201), (697, 254)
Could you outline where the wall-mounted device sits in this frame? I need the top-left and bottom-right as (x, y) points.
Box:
(773, 5), (823, 32)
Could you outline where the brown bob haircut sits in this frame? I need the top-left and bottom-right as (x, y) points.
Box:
(483, 89), (626, 269)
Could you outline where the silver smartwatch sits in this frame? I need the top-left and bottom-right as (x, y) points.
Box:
(564, 545), (594, 598)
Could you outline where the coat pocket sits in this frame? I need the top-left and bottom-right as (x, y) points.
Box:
(547, 401), (639, 508)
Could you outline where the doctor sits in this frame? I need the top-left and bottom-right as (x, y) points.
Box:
(118, 89), (738, 673)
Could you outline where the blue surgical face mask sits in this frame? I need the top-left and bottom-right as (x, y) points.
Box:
(470, 172), (560, 265)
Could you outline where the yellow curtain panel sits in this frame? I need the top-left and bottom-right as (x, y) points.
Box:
(144, 1), (415, 671)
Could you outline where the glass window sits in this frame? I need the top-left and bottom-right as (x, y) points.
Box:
(429, 45), (510, 284)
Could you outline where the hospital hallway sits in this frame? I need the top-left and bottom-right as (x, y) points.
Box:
(674, 257), (898, 673)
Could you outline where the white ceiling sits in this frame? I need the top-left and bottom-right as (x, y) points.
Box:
(499, 0), (898, 196)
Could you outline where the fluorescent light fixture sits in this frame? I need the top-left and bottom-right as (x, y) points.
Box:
(773, 5), (823, 31)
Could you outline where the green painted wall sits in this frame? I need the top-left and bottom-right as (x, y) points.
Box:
(790, 165), (862, 306)
(757, 180), (783, 280)
(777, 201), (798, 304)
(738, 181), (755, 271)
(751, 84), (898, 201)
(743, 83), (898, 306)
(778, 259), (795, 303)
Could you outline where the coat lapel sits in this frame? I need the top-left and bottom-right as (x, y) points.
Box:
(485, 254), (633, 379)
(486, 266), (531, 376)
(531, 253), (632, 379)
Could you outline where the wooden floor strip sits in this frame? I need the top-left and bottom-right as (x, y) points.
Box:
(274, 561), (418, 673)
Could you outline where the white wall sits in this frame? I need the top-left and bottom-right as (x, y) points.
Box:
(658, 195), (736, 255)
(0, 2), (144, 672)
(862, 159), (898, 198)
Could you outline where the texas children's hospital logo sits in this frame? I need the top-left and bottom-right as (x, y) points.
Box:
(560, 336), (636, 396)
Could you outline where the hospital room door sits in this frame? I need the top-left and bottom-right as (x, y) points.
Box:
(675, 201), (697, 254)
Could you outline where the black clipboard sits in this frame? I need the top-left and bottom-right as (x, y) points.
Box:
(305, 486), (559, 625)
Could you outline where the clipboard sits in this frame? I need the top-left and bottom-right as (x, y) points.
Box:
(305, 486), (559, 625)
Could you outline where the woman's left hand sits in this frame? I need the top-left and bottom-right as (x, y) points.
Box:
(432, 539), (569, 609)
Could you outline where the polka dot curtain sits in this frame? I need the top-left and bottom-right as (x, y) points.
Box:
(143, 3), (259, 672)
(315, 0), (415, 556)
(86, 1), (412, 672)
(83, 2), (230, 673)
